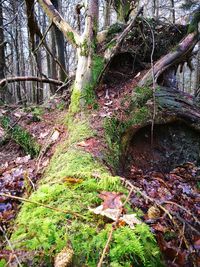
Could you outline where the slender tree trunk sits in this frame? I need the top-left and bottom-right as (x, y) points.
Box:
(171, 0), (175, 23)
(104, 0), (111, 28)
(35, 34), (43, 104)
(11, 0), (22, 103)
(49, 28), (57, 94)
(73, 0), (99, 107)
(195, 43), (200, 94)
(0, 1), (6, 101)
(51, 0), (67, 82)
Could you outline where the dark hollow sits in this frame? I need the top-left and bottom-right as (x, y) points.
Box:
(123, 122), (200, 174)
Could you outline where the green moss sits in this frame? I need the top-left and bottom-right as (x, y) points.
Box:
(83, 55), (104, 107)
(10, 93), (161, 266)
(68, 117), (94, 144)
(130, 86), (153, 109)
(88, 224), (162, 267)
(0, 259), (6, 267)
(103, 87), (152, 170)
(1, 116), (40, 157)
(66, 31), (76, 45)
(187, 9), (200, 33)
(92, 54), (104, 83)
(68, 86), (81, 114)
(80, 39), (89, 56)
(68, 55), (104, 115)
(104, 117), (126, 169)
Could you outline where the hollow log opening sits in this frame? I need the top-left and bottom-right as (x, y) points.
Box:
(103, 52), (143, 86)
(122, 122), (200, 176)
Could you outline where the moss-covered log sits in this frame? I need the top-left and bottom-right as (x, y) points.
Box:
(6, 82), (200, 266)
(121, 86), (200, 155)
(7, 114), (162, 267)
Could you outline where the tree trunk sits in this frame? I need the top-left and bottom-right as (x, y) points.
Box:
(104, 0), (111, 28)
(0, 1), (6, 101)
(72, 0), (99, 109)
(51, 0), (67, 82)
(171, 0), (175, 23)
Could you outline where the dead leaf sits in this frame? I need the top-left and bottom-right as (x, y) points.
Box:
(120, 214), (141, 228)
(77, 141), (89, 147)
(98, 191), (124, 210)
(89, 205), (141, 228)
(51, 129), (60, 142)
(63, 177), (83, 184)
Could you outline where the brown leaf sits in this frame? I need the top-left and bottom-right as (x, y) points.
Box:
(63, 177), (83, 184)
(98, 191), (124, 210)
(77, 141), (89, 147)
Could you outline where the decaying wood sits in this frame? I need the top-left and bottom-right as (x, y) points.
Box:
(155, 87), (200, 129)
(98, 6), (144, 84)
(139, 32), (199, 86)
(139, 6), (200, 86)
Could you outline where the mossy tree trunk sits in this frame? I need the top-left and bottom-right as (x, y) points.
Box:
(107, 0), (137, 23)
(37, 0), (100, 111)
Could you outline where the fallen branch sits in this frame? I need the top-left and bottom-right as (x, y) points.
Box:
(119, 177), (200, 229)
(0, 76), (63, 88)
(0, 193), (85, 219)
(138, 6), (200, 86)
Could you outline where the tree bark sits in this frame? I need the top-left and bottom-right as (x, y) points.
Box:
(0, 1), (6, 101)
(51, 0), (67, 82)
(37, 0), (81, 47)
(139, 32), (199, 87)
(139, 6), (200, 87)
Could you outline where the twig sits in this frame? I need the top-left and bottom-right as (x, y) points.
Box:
(0, 193), (85, 219)
(163, 200), (200, 227)
(33, 21), (53, 53)
(97, 188), (133, 267)
(141, 18), (156, 149)
(0, 225), (22, 267)
(97, 225), (114, 267)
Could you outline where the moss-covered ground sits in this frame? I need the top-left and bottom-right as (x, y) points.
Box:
(6, 84), (163, 267)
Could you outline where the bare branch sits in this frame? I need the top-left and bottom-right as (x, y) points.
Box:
(0, 76), (63, 89)
(37, 0), (81, 47)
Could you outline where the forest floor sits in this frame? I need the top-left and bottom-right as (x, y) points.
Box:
(0, 74), (200, 266)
